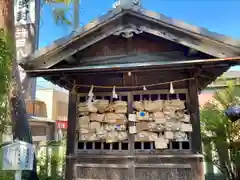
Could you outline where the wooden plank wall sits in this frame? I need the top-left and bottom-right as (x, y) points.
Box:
(76, 35), (186, 59)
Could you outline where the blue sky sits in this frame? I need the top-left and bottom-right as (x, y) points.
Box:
(39, 0), (240, 69)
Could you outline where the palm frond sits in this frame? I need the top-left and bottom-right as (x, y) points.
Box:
(44, 0), (72, 5)
(201, 80), (240, 179)
(52, 8), (72, 25)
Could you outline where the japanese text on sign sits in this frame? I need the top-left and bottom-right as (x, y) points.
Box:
(1, 141), (34, 171)
(15, 26), (31, 60)
(14, 0), (35, 25)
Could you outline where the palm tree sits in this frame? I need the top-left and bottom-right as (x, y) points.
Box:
(46, 0), (79, 29)
(201, 80), (240, 180)
(0, 0), (39, 179)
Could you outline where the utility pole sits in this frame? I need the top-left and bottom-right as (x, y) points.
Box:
(73, 0), (79, 30)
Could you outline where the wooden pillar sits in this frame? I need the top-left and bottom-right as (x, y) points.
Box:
(124, 72), (136, 180)
(65, 88), (77, 180)
(188, 75), (204, 180)
(188, 76), (202, 153)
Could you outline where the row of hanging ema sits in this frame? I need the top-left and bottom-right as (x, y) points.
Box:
(87, 81), (176, 105)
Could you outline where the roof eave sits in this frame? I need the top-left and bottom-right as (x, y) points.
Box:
(130, 8), (240, 48)
(20, 7), (126, 65)
(25, 57), (240, 76)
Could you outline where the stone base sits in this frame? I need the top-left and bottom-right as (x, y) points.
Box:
(67, 154), (204, 180)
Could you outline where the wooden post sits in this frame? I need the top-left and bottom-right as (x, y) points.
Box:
(65, 87), (77, 180)
(188, 75), (204, 180)
(188, 75), (202, 153)
(123, 72), (136, 180)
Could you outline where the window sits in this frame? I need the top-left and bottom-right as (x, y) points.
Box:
(57, 101), (68, 118)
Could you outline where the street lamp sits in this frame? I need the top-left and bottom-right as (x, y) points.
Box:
(225, 105), (240, 122)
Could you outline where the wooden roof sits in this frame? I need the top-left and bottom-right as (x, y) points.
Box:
(19, 4), (240, 91)
(20, 5), (240, 70)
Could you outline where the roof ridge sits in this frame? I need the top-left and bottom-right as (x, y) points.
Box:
(21, 6), (240, 65)
(133, 8), (240, 48)
(46, 6), (240, 52)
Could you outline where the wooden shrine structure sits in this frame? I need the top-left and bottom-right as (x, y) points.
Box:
(20, 1), (240, 180)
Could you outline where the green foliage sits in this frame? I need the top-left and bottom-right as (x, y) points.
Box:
(0, 171), (15, 180)
(37, 141), (66, 180)
(0, 29), (12, 138)
(44, 0), (73, 26)
(201, 79), (240, 180)
(52, 8), (72, 25)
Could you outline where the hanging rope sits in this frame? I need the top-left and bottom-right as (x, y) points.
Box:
(75, 77), (194, 89)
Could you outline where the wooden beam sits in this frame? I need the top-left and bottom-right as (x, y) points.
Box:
(188, 48), (199, 56)
(123, 71), (136, 86)
(187, 73), (202, 153)
(76, 51), (188, 66)
(65, 88), (77, 180)
(26, 55), (240, 75)
(26, 65), (196, 78)
(66, 56), (78, 64)
(199, 65), (230, 91)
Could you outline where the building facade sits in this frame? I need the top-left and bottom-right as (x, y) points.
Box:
(24, 79), (69, 144)
(199, 71), (240, 107)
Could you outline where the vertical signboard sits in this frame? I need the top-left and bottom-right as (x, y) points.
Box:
(1, 141), (34, 171)
(14, 0), (38, 100)
(0, 141), (34, 180)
